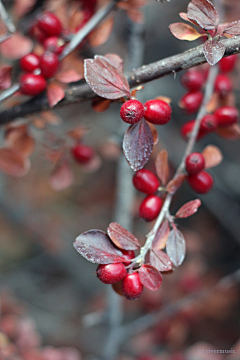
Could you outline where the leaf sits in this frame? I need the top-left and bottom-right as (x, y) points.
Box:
(55, 69), (83, 83)
(88, 17), (114, 47)
(202, 145), (223, 168)
(166, 174), (186, 195)
(73, 230), (126, 264)
(155, 150), (169, 186)
(47, 83), (65, 108)
(0, 148), (30, 177)
(0, 32), (33, 60)
(223, 20), (240, 35)
(169, 23), (203, 41)
(92, 98), (111, 112)
(5, 125), (35, 159)
(203, 39), (225, 66)
(123, 118), (153, 171)
(150, 249), (173, 272)
(216, 124), (240, 140)
(67, 126), (90, 141)
(49, 159), (74, 191)
(81, 154), (102, 173)
(146, 122), (158, 145)
(138, 265), (163, 291)
(152, 220), (170, 250)
(187, 0), (219, 31)
(84, 55), (130, 100)
(175, 199), (201, 218)
(0, 65), (12, 90)
(166, 229), (186, 267)
(179, 12), (199, 26)
(107, 222), (140, 250)
(104, 53), (123, 72)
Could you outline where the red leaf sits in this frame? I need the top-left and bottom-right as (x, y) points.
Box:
(202, 145), (223, 168)
(203, 39), (225, 66)
(179, 12), (199, 26)
(187, 0), (219, 31)
(138, 265), (163, 291)
(47, 83), (65, 108)
(123, 118), (153, 171)
(155, 149), (169, 186)
(223, 20), (240, 36)
(49, 159), (74, 191)
(166, 229), (186, 267)
(0, 148), (30, 177)
(5, 125), (35, 159)
(169, 23), (203, 41)
(84, 55), (130, 100)
(175, 199), (201, 218)
(88, 17), (114, 47)
(0, 32), (33, 60)
(73, 230), (126, 264)
(104, 53), (123, 72)
(147, 122), (158, 145)
(0, 65), (12, 90)
(107, 222), (140, 250)
(150, 249), (172, 272)
(166, 174), (186, 195)
(55, 70), (83, 83)
(92, 98), (111, 112)
(152, 220), (170, 250)
(81, 154), (102, 173)
(216, 124), (240, 140)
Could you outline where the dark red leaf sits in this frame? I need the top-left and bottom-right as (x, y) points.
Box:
(107, 222), (140, 250)
(169, 23), (203, 41)
(216, 124), (240, 140)
(73, 230), (126, 264)
(138, 265), (163, 291)
(47, 83), (65, 108)
(0, 32), (33, 60)
(224, 20), (240, 35)
(49, 159), (74, 191)
(104, 53), (123, 72)
(92, 97), (111, 112)
(155, 149), (169, 186)
(152, 220), (170, 250)
(84, 55), (130, 100)
(55, 69), (83, 83)
(166, 174), (186, 195)
(0, 65), (12, 90)
(175, 199), (201, 218)
(0, 148), (30, 177)
(150, 249), (172, 272)
(203, 39), (225, 66)
(187, 0), (219, 31)
(123, 118), (153, 171)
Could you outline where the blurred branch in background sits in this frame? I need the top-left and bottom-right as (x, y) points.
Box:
(0, 0), (16, 43)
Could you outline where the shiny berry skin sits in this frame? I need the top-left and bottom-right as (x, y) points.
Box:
(200, 114), (218, 133)
(20, 53), (40, 72)
(20, 74), (47, 95)
(96, 263), (127, 284)
(121, 250), (135, 265)
(39, 51), (59, 79)
(43, 37), (64, 55)
(133, 169), (159, 195)
(181, 70), (205, 91)
(181, 120), (207, 141)
(120, 100), (144, 124)
(219, 54), (237, 73)
(122, 273), (143, 300)
(144, 99), (172, 125)
(139, 195), (163, 222)
(71, 144), (94, 164)
(187, 171), (213, 194)
(179, 91), (203, 114)
(214, 74), (232, 97)
(37, 12), (62, 37)
(185, 152), (205, 175)
(214, 106), (239, 127)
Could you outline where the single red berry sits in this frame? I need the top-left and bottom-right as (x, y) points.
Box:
(122, 272), (143, 300)
(179, 91), (203, 114)
(71, 144), (95, 164)
(20, 74), (47, 95)
(185, 152), (205, 175)
(29, 24), (46, 43)
(219, 54), (237, 73)
(139, 195), (163, 222)
(121, 250), (135, 265)
(133, 169), (159, 195)
(200, 114), (218, 133)
(120, 100), (144, 124)
(214, 106), (239, 127)
(20, 53), (40, 72)
(96, 263), (127, 284)
(181, 70), (205, 91)
(181, 120), (207, 141)
(214, 74), (232, 97)
(144, 99), (172, 125)
(37, 12), (62, 37)
(187, 171), (213, 194)
(39, 51), (59, 79)
(43, 37), (65, 55)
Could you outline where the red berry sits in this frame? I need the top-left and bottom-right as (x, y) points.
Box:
(185, 152), (205, 175)
(179, 91), (203, 114)
(133, 169), (159, 195)
(214, 106), (239, 127)
(121, 250), (135, 265)
(200, 114), (218, 133)
(20, 53), (40, 72)
(181, 70), (205, 91)
(29, 24), (46, 43)
(181, 120), (207, 141)
(72, 144), (95, 164)
(96, 263), (127, 284)
(187, 171), (213, 194)
(39, 51), (59, 79)
(214, 74), (232, 97)
(20, 74), (47, 95)
(219, 54), (237, 73)
(139, 195), (162, 222)
(43, 37), (65, 55)
(122, 273), (143, 300)
(120, 99), (144, 124)
(37, 12), (62, 37)
(144, 99), (172, 125)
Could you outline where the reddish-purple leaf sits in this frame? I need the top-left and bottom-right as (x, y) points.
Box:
(152, 220), (170, 250)
(203, 39), (225, 66)
(150, 249), (172, 272)
(175, 199), (201, 218)
(47, 83), (65, 108)
(138, 265), (163, 291)
(166, 229), (186, 267)
(123, 118), (153, 171)
(166, 174), (186, 195)
(107, 222), (140, 250)
(0, 32), (33, 60)
(84, 55), (130, 100)
(202, 145), (223, 168)
(49, 159), (74, 191)
(104, 53), (123, 72)
(155, 149), (169, 186)
(5, 125), (35, 159)
(179, 12), (199, 26)
(216, 123), (240, 140)
(0, 65), (12, 90)
(73, 230), (126, 264)
(187, 0), (219, 31)
(169, 23), (203, 41)
(55, 69), (83, 83)
(224, 20), (240, 35)
(0, 148), (30, 177)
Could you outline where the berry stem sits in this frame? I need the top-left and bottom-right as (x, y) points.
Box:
(0, 83), (20, 103)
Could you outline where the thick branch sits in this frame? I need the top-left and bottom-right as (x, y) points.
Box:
(0, 35), (240, 123)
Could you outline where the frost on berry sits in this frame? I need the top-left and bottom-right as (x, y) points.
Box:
(166, 229), (186, 267)
(107, 222), (140, 250)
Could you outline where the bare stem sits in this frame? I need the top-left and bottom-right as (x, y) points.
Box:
(0, 0), (16, 35)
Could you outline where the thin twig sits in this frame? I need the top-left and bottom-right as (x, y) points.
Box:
(0, 0), (16, 35)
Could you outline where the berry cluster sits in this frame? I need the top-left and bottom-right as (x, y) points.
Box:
(185, 152), (213, 194)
